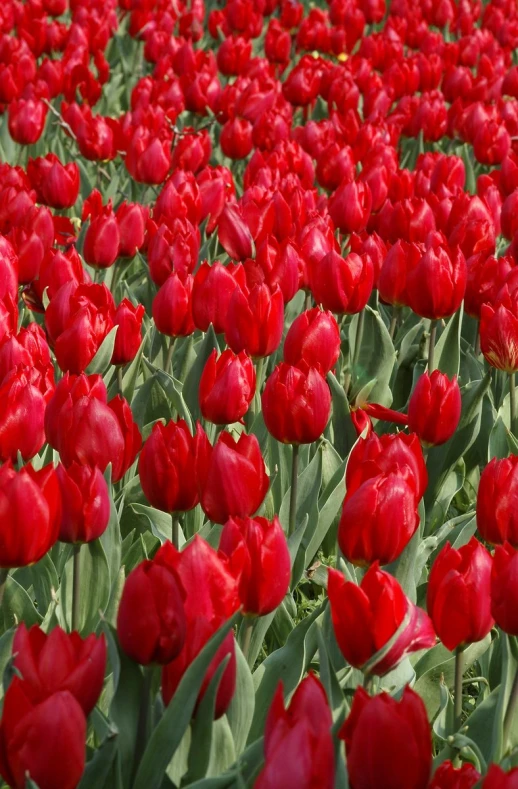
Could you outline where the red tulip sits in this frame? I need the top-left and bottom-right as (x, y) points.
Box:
(255, 674), (335, 789)
(218, 203), (253, 261)
(220, 117), (253, 160)
(310, 250), (374, 315)
(483, 765), (518, 788)
(56, 463), (110, 544)
(283, 308), (340, 375)
(328, 180), (372, 235)
(147, 219), (200, 285)
(407, 371), (462, 446)
(115, 201), (149, 258)
(0, 368), (46, 462)
(8, 96), (47, 145)
(138, 420), (199, 514)
(152, 272), (195, 339)
(262, 362), (331, 444)
(428, 761), (480, 789)
(328, 564), (435, 675)
(194, 425), (269, 524)
(480, 296), (518, 373)
(117, 559), (186, 665)
(192, 261), (247, 334)
(126, 129), (172, 185)
(199, 349), (256, 425)
(339, 686), (432, 789)
(406, 240), (467, 320)
(225, 283), (284, 359)
(111, 299), (145, 366)
(27, 154), (79, 209)
(477, 456), (518, 546)
(465, 254), (515, 320)
(378, 240), (422, 308)
(427, 537), (494, 651)
(491, 543), (518, 637)
(82, 190), (120, 269)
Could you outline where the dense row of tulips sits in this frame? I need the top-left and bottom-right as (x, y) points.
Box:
(2, 0), (518, 786)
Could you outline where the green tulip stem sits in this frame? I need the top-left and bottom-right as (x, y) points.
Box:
(241, 617), (254, 664)
(117, 365), (124, 395)
(289, 444), (300, 538)
(72, 544), (81, 633)
(0, 568), (9, 610)
(344, 309), (365, 398)
(132, 667), (153, 786)
(454, 646), (464, 734)
(389, 306), (400, 341)
(428, 320), (438, 375)
(172, 515), (180, 549)
(165, 337), (175, 376)
(510, 373), (517, 437)
(504, 667), (518, 748)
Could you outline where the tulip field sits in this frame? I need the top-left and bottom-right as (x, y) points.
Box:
(4, 0), (518, 787)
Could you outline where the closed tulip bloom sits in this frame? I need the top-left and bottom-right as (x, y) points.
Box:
(8, 97), (47, 145)
(217, 203), (253, 261)
(378, 240), (422, 307)
(115, 201), (149, 258)
(483, 765), (518, 787)
(56, 463), (110, 544)
(117, 559), (186, 665)
(477, 456), (518, 546)
(192, 261), (247, 334)
(199, 349), (255, 425)
(491, 544), (518, 637)
(225, 283), (284, 359)
(138, 420), (199, 513)
(152, 273), (195, 338)
(126, 130), (171, 185)
(44, 373), (107, 449)
(27, 154), (79, 209)
(262, 362), (331, 445)
(220, 117), (253, 160)
(406, 242), (467, 320)
(82, 190), (120, 269)
(427, 537), (494, 651)
(255, 675), (335, 789)
(310, 251), (374, 315)
(407, 371), (461, 446)
(338, 472), (420, 567)
(339, 686), (432, 789)
(346, 431), (428, 501)
(0, 368), (46, 462)
(465, 254), (515, 320)
(0, 462), (61, 568)
(328, 564), (435, 675)
(480, 298), (518, 373)
(0, 682), (86, 789)
(328, 180), (372, 235)
(219, 516), (291, 616)
(195, 425), (269, 524)
(12, 624), (106, 716)
(283, 308), (340, 375)
(428, 761), (480, 789)
(111, 299), (145, 366)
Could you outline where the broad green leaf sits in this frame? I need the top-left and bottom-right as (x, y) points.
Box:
(227, 644), (256, 755)
(433, 305), (463, 378)
(86, 326), (119, 375)
(60, 541), (110, 634)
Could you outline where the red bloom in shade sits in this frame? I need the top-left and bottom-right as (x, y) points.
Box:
(225, 283), (284, 359)
(27, 154), (79, 209)
(480, 296), (518, 373)
(345, 431), (428, 501)
(310, 251), (374, 315)
(477, 456), (518, 546)
(0, 368), (46, 462)
(405, 240), (467, 320)
(82, 190), (120, 269)
(192, 261), (247, 334)
(12, 624), (106, 716)
(0, 682), (86, 789)
(117, 559), (186, 665)
(491, 544), (518, 638)
(255, 674), (335, 789)
(427, 537), (494, 651)
(158, 537), (241, 719)
(428, 761), (480, 789)
(217, 203), (253, 261)
(483, 765), (518, 787)
(328, 564), (435, 676)
(328, 180), (372, 235)
(338, 472), (420, 567)
(115, 201), (149, 258)
(194, 425), (269, 524)
(138, 420), (199, 514)
(152, 273), (195, 338)
(339, 687), (432, 789)
(219, 515), (291, 616)
(111, 299), (145, 366)
(0, 462), (61, 569)
(199, 349), (256, 426)
(262, 362), (331, 445)
(407, 371), (462, 446)
(283, 308), (340, 375)
(56, 463), (110, 544)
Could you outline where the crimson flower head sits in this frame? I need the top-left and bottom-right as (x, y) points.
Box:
(111, 299), (145, 366)
(27, 154), (79, 209)
(255, 674), (335, 789)
(477, 456), (518, 546)
(483, 765), (518, 788)
(217, 203), (254, 261)
(82, 189), (120, 269)
(225, 283), (284, 359)
(115, 201), (149, 258)
(56, 463), (110, 544)
(428, 761), (480, 789)
(199, 349), (256, 426)
(310, 250), (374, 315)
(283, 308), (340, 375)
(491, 544), (518, 638)
(406, 237), (467, 320)
(0, 368), (47, 462)
(262, 362), (331, 445)
(152, 273), (195, 339)
(138, 420), (199, 514)
(480, 291), (518, 373)
(427, 537), (494, 651)
(407, 371), (462, 446)
(192, 261), (246, 335)
(328, 180), (372, 235)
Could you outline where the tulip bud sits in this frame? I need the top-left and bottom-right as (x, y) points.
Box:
(199, 349), (256, 425)
(111, 299), (145, 366)
(218, 203), (253, 261)
(283, 308), (340, 375)
(407, 371), (461, 446)
(310, 251), (374, 315)
(56, 463), (111, 544)
(338, 472), (420, 566)
(378, 240), (422, 307)
(117, 559), (186, 665)
(220, 117), (254, 160)
(477, 456), (518, 546)
(126, 130), (172, 185)
(192, 261), (247, 334)
(255, 675), (335, 789)
(27, 154), (79, 209)
(428, 761), (480, 789)
(406, 242), (467, 320)
(328, 180), (372, 235)
(147, 219), (200, 285)
(138, 420), (199, 514)
(0, 368), (46, 462)
(480, 298), (518, 373)
(82, 190), (120, 269)
(8, 97), (47, 145)
(152, 273), (195, 338)
(328, 564), (435, 675)
(427, 537), (494, 651)
(225, 283), (284, 359)
(490, 543), (518, 638)
(219, 516), (291, 616)
(262, 362), (331, 445)
(339, 687), (432, 789)
(115, 201), (149, 258)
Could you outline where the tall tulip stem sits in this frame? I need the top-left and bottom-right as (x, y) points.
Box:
(389, 306), (400, 340)
(0, 568), (9, 609)
(289, 444), (300, 537)
(504, 666), (518, 747)
(454, 646), (464, 733)
(428, 320), (438, 375)
(165, 337), (175, 376)
(510, 373), (517, 436)
(172, 515), (180, 549)
(117, 366), (124, 395)
(241, 616), (254, 663)
(72, 545), (81, 632)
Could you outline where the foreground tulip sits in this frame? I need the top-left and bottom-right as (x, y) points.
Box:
(115, 201), (149, 258)
(339, 686), (432, 789)
(217, 203), (253, 261)
(12, 624), (106, 716)
(199, 350), (255, 425)
(0, 462), (61, 568)
(56, 463), (110, 544)
(480, 297), (518, 373)
(477, 456), (518, 546)
(158, 537), (240, 718)
(194, 426), (269, 524)
(117, 559), (186, 665)
(0, 368), (46, 462)
(310, 250), (374, 315)
(192, 261), (246, 335)
(0, 682), (85, 789)
(483, 765), (518, 787)
(152, 273), (195, 338)
(406, 242), (467, 319)
(328, 564), (435, 675)
(427, 537), (494, 651)
(111, 300), (145, 366)
(27, 154), (79, 209)
(262, 362), (331, 444)
(491, 544), (518, 636)
(219, 516), (291, 616)
(338, 472), (420, 566)
(82, 190), (120, 269)
(283, 308), (341, 375)
(225, 283), (284, 359)
(407, 371), (462, 446)
(138, 420), (198, 514)
(428, 761), (480, 789)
